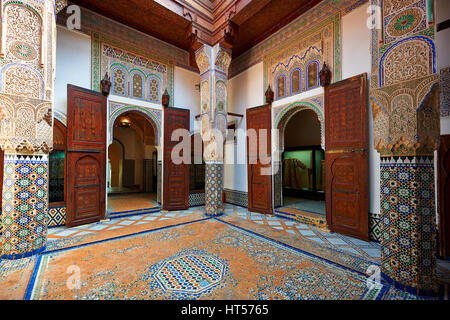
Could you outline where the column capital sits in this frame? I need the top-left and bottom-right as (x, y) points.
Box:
(371, 74), (439, 157)
(195, 44), (232, 77)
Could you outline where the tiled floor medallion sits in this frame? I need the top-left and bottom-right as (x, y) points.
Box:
(150, 250), (229, 299)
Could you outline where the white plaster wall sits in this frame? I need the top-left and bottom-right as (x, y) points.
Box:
(342, 2), (380, 215)
(54, 27), (201, 205)
(224, 4), (379, 213)
(174, 66), (201, 133)
(54, 26), (91, 118)
(271, 87), (323, 108)
(224, 62), (265, 192)
(436, 0), (450, 69)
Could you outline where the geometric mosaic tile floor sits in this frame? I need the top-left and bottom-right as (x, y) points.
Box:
(32, 219), (390, 300)
(225, 205), (381, 261)
(0, 204), (445, 300)
(48, 205), (380, 262)
(106, 193), (159, 215)
(47, 210), (192, 240)
(282, 197), (326, 215)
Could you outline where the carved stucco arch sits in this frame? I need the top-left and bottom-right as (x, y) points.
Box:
(274, 101), (325, 152)
(108, 106), (161, 148)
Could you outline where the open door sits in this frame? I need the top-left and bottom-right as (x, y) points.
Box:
(247, 104), (273, 214)
(325, 73), (369, 241)
(66, 85), (107, 227)
(163, 107), (190, 210)
(439, 135), (450, 258)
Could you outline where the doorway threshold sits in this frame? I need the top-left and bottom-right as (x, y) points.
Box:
(274, 207), (328, 231)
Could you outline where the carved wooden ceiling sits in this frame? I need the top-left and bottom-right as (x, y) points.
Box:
(69, 0), (194, 51)
(67, 0), (324, 68)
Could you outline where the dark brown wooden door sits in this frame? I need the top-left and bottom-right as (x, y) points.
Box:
(325, 73), (369, 241)
(66, 85), (106, 227)
(163, 107), (190, 210)
(439, 135), (450, 258)
(247, 104), (273, 214)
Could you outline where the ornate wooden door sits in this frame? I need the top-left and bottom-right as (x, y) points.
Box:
(325, 73), (369, 240)
(163, 107), (190, 210)
(439, 135), (450, 258)
(247, 104), (272, 214)
(66, 85), (107, 227)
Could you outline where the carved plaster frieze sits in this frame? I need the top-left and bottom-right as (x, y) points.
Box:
(371, 74), (439, 157)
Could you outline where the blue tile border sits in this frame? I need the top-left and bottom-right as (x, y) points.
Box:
(23, 217), (214, 300)
(215, 217), (380, 273)
(42, 217), (212, 256)
(16, 211), (439, 300)
(108, 206), (161, 216)
(1, 245), (47, 261)
(381, 272), (440, 298)
(108, 208), (161, 220)
(23, 255), (43, 300)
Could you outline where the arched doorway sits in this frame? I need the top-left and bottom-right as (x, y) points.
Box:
(107, 111), (159, 215)
(275, 107), (326, 228)
(108, 139), (124, 190)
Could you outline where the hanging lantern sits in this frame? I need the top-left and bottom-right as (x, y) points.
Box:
(265, 85), (274, 104)
(162, 88), (170, 108)
(319, 62), (332, 87)
(100, 72), (112, 96)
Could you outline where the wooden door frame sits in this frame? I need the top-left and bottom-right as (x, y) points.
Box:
(438, 134), (450, 258)
(108, 138), (125, 190)
(273, 105), (326, 209)
(49, 118), (67, 209)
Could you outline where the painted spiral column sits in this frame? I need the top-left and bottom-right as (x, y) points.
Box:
(195, 45), (232, 216)
(370, 0), (439, 294)
(0, 0), (56, 259)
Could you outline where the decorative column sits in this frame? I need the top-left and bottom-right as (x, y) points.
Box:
(0, 0), (56, 259)
(195, 45), (232, 216)
(370, 0), (439, 295)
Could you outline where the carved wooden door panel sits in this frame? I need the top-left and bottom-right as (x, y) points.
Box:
(325, 73), (369, 240)
(247, 104), (272, 214)
(163, 107), (190, 211)
(66, 85), (106, 227)
(439, 135), (450, 258)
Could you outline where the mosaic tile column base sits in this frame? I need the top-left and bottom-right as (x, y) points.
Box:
(380, 156), (437, 294)
(1, 154), (49, 260)
(205, 162), (224, 216)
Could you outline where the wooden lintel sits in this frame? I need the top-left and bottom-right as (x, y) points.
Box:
(195, 112), (244, 120)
